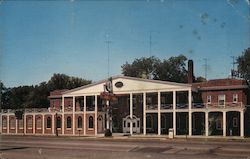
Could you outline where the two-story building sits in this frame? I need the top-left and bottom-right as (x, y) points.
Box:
(1, 75), (249, 138)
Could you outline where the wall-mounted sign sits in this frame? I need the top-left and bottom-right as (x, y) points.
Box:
(115, 81), (123, 88)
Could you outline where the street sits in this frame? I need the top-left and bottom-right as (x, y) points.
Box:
(1, 135), (250, 159)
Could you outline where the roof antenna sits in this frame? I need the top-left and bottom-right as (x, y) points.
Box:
(105, 34), (112, 78)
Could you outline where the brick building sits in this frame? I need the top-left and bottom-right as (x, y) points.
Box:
(1, 75), (249, 138)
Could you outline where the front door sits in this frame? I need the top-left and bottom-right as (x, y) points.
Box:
(97, 115), (104, 133)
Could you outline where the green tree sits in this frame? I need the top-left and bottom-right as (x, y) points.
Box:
(153, 55), (188, 83)
(1, 81), (11, 109)
(10, 86), (34, 109)
(47, 73), (92, 91)
(237, 48), (250, 82)
(121, 56), (160, 79)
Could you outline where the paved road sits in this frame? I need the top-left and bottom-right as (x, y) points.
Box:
(1, 136), (250, 159)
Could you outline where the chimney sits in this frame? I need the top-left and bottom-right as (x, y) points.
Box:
(188, 60), (194, 83)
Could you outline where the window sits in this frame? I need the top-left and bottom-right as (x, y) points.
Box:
(18, 119), (23, 129)
(36, 117), (42, 129)
(67, 117), (72, 129)
(161, 115), (166, 128)
(27, 117), (33, 129)
(207, 95), (211, 104)
(88, 116), (94, 129)
(216, 119), (222, 130)
(10, 118), (15, 129)
(137, 121), (140, 128)
(77, 116), (82, 129)
(127, 122), (130, 128)
(46, 117), (51, 128)
(233, 94), (238, 103)
(218, 95), (225, 106)
(133, 122), (136, 128)
(56, 116), (61, 128)
(2, 117), (7, 128)
(146, 115), (152, 128)
(233, 117), (238, 127)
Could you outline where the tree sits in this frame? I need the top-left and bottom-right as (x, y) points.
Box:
(1, 81), (11, 109)
(47, 73), (92, 91)
(121, 56), (160, 79)
(237, 48), (250, 82)
(195, 76), (207, 83)
(153, 55), (188, 83)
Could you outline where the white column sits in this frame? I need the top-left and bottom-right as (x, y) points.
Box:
(52, 114), (55, 134)
(173, 91), (176, 136)
(205, 111), (209, 136)
(158, 91), (161, 135)
(143, 92), (146, 135)
(73, 96), (75, 136)
(33, 115), (35, 134)
(15, 119), (18, 134)
(188, 89), (192, 136)
(106, 100), (109, 130)
(62, 96), (65, 135)
(42, 114), (45, 135)
(240, 110), (244, 137)
(24, 114), (26, 135)
(7, 115), (9, 134)
(223, 111), (226, 137)
(83, 96), (86, 135)
(130, 93), (133, 135)
(94, 95), (98, 136)
(0, 112), (2, 134)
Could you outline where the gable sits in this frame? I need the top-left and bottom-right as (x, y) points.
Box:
(63, 76), (191, 96)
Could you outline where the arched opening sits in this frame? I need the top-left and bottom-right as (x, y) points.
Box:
(56, 116), (61, 129)
(77, 116), (82, 129)
(88, 116), (94, 129)
(46, 117), (51, 128)
(67, 116), (71, 129)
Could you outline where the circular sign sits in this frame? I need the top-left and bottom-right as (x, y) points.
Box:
(115, 81), (123, 88)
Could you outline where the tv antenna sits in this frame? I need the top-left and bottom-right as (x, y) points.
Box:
(105, 34), (112, 78)
(203, 58), (208, 79)
(149, 31), (159, 56)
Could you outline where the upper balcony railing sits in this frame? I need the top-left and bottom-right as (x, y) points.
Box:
(146, 102), (244, 110)
(192, 102), (244, 109)
(1, 108), (50, 114)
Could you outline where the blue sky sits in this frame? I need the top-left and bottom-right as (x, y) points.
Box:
(0, 0), (249, 87)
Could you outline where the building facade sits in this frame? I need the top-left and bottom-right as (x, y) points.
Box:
(0, 76), (249, 137)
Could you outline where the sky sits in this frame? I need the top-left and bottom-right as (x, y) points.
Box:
(0, 0), (249, 87)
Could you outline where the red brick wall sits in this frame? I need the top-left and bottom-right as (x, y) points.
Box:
(44, 115), (53, 134)
(9, 116), (16, 133)
(64, 98), (73, 112)
(17, 118), (24, 134)
(201, 90), (246, 105)
(54, 114), (62, 134)
(86, 113), (95, 135)
(35, 115), (43, 134)
(75, 114), (84, 135)
(50, 98), (62, 110)
(64, 114), (73, 135)
(26, 115), (33, 134)
(2, 116), (7, 133)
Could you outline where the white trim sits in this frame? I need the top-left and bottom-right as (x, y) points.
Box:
(143, 92), (146, 135)
(73, 96), (75, 135)
(158, 91), (161, 135)
(95, 95), (98, 135)
(130, 93), (133, 135)
(84, 96), (86, 135)
(173, 91), (176, 136)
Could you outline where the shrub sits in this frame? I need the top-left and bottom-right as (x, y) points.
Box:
(104, 129), (112, 137)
